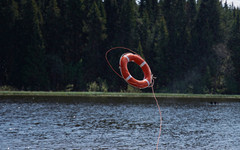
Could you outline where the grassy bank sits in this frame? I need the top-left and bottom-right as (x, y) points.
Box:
(0, 91), (240, 101)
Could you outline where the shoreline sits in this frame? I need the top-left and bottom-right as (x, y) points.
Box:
(0, 91), (240, 102)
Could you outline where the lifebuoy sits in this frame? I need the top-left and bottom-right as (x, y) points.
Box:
(119, 53), (152, 89)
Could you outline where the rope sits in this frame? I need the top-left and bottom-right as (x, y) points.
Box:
(151, 82), (162, 150)
(105, 47), (162, 150)
(105, 47), (137, 78)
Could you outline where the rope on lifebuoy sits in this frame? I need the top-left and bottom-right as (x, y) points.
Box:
(105, 47), (162, 150)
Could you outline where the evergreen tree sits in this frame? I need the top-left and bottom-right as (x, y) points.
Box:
(162, 0), (189, 81)
(0, 0), (238, 93)
(140, 0), (159, 23)
(43, 0), (65, 90)
(138, 9), (152, 60)
(228, 13), (240, 92)
(139, 0), (147, 17)
(186, 0), (197, 32)
(104, 0), (119, 46)
(83, 1), (107, 84)
(185, 0), (197, 70)
(152, 16), (169, 89)
(221, 0), (235, 41)
(137, 41), (145, 59)
(192, 0), (221, 63)
(162, 0), (178, 81)
(120, 0), (138, 48)
(64, 0), (86, 63)
(191, 0), (222, 93)
(44, 0), (60, 55)
(11, 0), (49, 90)
(174, 0), (189, 77)
(0, 0), (19, 86)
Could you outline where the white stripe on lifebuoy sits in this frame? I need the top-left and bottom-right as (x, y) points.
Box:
(125, 75), (132, 81)
(140, 61), (146, 67)
(124, 55), (130, 62)
(144, 79), (150, 86)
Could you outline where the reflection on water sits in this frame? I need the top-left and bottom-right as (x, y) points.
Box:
(0, 99), (239, 149)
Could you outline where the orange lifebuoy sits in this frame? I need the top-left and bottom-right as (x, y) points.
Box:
(119, 53), (152, 89)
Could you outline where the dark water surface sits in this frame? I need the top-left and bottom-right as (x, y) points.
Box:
(0, 98), (239, 150)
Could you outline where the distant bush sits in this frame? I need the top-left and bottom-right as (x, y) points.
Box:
(87, 79), (108, 92)
(65, 84), (74, 91)
(100, 80), (108, 92)
(87, 81), (100, 92)
(0, 85), (17, 91)
(121, 85), (142, 93)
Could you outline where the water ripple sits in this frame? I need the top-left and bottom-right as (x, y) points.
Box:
(0, 100), (239, 149)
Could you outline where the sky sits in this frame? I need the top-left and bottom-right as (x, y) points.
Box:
(225, 0), (240, 7)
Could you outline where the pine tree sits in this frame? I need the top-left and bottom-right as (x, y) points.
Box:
(104, 0), (120, 46)
(153, 16), (169, 89)
(140, 0), (159, 23)
(11, 0), (49, 90)
(137, 41), (145, 59)
(174, 0), (189, 77)
(43, 0), (65, 90)
(185, 0), (197, 69)
(44, 0), (60, 55)
(83, 1), (107, 84)
(162, 0), (189, 81)
(64, 0), (86, 63)
(186, 0), (197, 32)
(139, 0), (147, 17)
(228, 13), (240, 92)
(0, 0), (19, 86)
(120, 0), (138, 48)
(192, 0), (221, 62)
(221, 0), (235, 41)
(138, 9), (152, 58)
(191, 0), (222, 92)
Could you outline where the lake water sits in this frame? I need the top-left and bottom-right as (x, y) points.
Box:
(0, 98), (239, 150)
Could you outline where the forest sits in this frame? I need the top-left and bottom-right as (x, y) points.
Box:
(0, 0), (240, 94)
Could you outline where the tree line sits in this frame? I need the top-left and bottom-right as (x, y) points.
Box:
(0, 0), (240, 94)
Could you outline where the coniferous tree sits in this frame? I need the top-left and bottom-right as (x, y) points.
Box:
(228, 13), (240, 92)
(11, 0), (49, 90)
(221, 0), (235, 41)
(137, 41), (145, 59)
(65, 0), (86, 63)
(162, 0), (178, 83)
(0, 0), (19, 86)
(185, 0), (197, 69)
(104, 0), (125, 91)
(120, 0), (138, 48)
(44, 0), (60, 55)
(0, 0), (239, 93)
(174, 0), (189, 78)
(153, 16), (169, 89)
(192, 0), (221, 63)
(83, 1), (107, 84)
(104, 0), (120, 46)
(140, 0), (159, 24)
(191, 0), (222, 93)
(61, 0), (87, 90)
(138, 9), (152, 60)
(139, 0), (147, 17)
(162, 0), (189, 82)
(186, 0), (197, 31)
(43, 0), (64, 90)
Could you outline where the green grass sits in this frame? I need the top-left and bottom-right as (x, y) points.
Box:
(1, 91), (240, 100)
